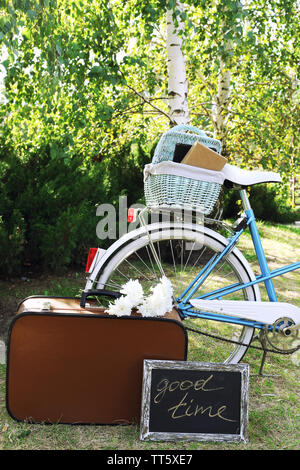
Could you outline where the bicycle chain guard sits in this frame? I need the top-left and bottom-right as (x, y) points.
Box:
(185, 324), (300, 356)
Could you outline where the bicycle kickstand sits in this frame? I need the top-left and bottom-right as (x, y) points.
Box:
(259, 351), (268, 377)
(252, 331), (279, 377)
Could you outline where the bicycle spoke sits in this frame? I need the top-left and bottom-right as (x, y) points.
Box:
(95, 226), (256, 364)
(169, 240), (177, 280)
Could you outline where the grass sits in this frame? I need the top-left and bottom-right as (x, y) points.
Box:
(0, 221), (299, 450)
(236, 220), (300, 305)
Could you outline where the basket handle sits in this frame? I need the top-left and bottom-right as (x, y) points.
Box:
(165, 124), (207, 137)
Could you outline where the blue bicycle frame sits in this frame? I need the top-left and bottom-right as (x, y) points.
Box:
(177, 189), (300, 331)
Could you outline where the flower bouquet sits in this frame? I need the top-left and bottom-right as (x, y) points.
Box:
(105, 276), (178, 319)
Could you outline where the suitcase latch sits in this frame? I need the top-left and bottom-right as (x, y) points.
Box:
(42, 301), (51, 311)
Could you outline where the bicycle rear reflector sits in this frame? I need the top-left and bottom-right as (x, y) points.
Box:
(85, 248), (98, 273)
(127, 208), (138, 223)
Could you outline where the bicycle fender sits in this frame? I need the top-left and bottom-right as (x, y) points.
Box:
(85, 222), (261, 303)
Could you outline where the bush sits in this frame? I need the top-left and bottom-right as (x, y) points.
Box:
(0, 140), (153, 277)
(1, 138), (297, 278)
(222, 184), (300, 223)
(0, 210), (26, 276)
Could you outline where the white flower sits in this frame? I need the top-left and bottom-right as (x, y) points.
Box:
(160, 276), (173, 301)
(105, 276), (173, 318)
(120, 279), (144, 307)
(139, 277), (173, 317)
(139, 292), (168, 317)
(105, 295), (133, 317)
(137, 300), (151, 317)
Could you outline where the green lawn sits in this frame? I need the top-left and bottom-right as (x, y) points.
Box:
(0, 221), (299, 450)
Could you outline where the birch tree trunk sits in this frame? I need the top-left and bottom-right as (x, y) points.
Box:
(166, 2), (190, 126)
(213, 62), (231, 142)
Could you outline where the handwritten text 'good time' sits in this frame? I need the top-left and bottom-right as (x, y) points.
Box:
(153, 374), (236, 422)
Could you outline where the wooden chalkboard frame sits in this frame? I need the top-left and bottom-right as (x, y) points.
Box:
(140, 360), (249, 443)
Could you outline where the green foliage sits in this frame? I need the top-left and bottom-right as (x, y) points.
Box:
(0, 0), (298, 275)
(0, 141), (152, 276)
(222, 184), (300, 223)
(247, 185), (300, 223)
(0, 210), (26, 275)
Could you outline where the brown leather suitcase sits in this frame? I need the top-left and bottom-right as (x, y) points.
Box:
(6, 292), (187, 425)
(15, 291), (183, 322)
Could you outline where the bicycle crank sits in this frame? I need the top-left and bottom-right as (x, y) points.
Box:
(265, 317), (300, 353)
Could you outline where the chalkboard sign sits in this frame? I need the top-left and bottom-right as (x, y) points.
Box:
(140, 360), (249, 443)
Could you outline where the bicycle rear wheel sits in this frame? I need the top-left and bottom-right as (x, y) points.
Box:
(92, 223), (260, 364)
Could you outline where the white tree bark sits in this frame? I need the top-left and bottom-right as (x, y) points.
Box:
(166, 3), (190, 125)
(213, 62), (231, 140)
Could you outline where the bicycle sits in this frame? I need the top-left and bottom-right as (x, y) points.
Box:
(83, 125), (300, 373)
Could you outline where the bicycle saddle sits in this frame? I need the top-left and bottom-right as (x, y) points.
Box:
(222, 163), (282, 188)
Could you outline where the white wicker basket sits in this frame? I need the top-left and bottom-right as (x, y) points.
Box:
(144, 125), (222, 215)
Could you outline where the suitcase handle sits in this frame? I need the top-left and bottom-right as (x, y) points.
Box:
(80, 289), (122, 308)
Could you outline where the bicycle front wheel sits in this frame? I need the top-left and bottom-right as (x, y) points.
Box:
(93, 223), (260, 364)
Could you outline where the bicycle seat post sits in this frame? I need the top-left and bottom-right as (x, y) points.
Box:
(239, 188), (278, 304)
(239, 188), (252, 211)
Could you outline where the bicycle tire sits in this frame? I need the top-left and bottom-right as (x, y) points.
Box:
(86, 222), (261, 364)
